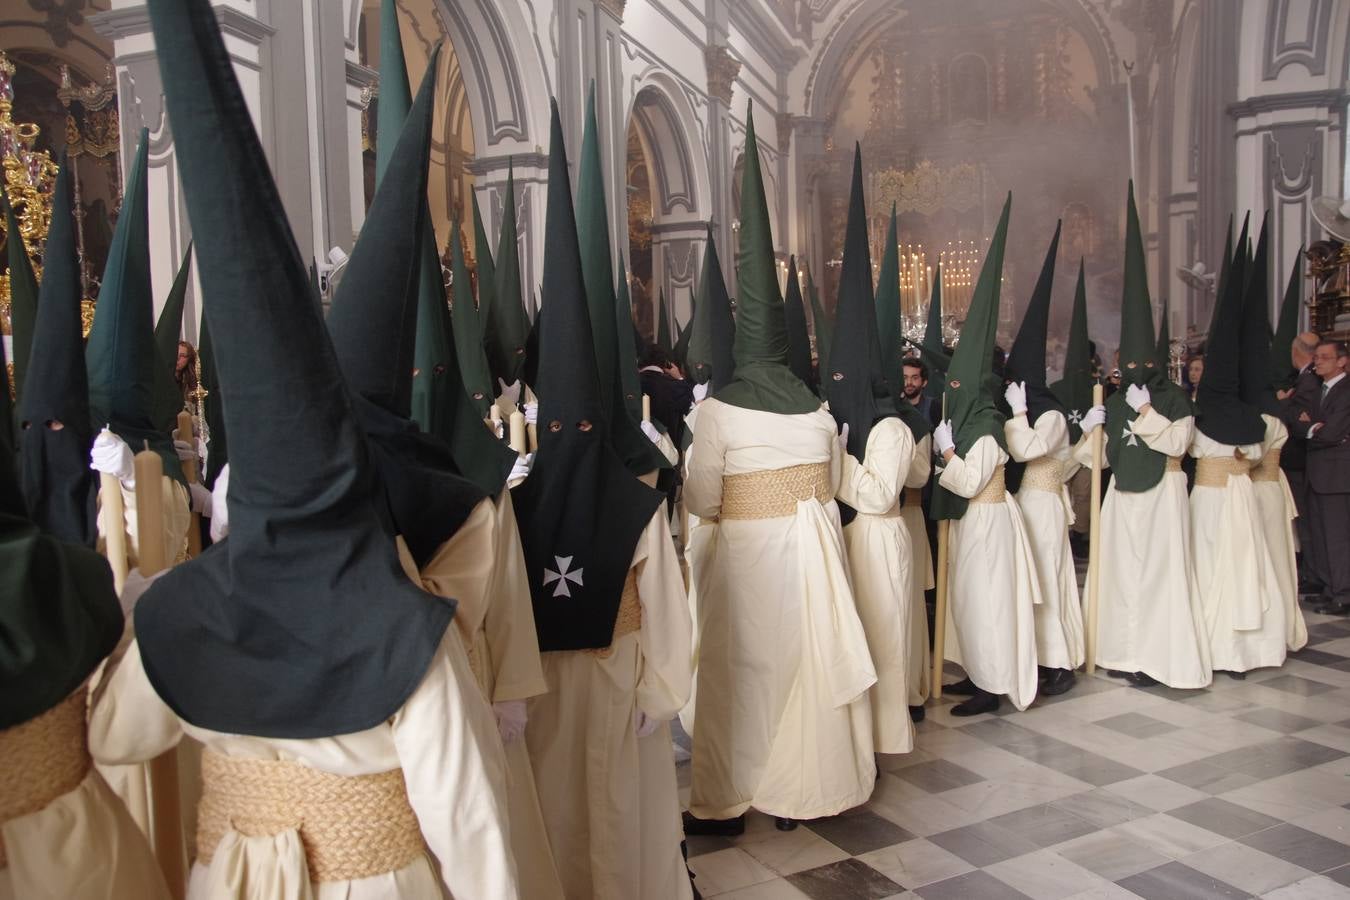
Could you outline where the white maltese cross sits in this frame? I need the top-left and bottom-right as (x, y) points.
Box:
(1068, 409), (1083, 425)
(1123, 420), (1141, 447)
(543, 555), (584, 598)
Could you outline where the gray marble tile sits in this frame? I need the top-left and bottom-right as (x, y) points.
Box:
(1053, 831), (1170, 881)
(1259, 674), (1340, 696)
(927, 822), (1040, 867)
(1233, 708), (1325, 734)
(893, 759), (987, 794)
(685, 833), (733, 858)
(960, 719), (1043, 747)
(1326, 863), (1350, 888)
(1239, 823), (1350, 874)
(1157, 759), (1262, 794)
(1203, 737), (1347, 779)
(806, 810), (916, 856)
(786, 858), (905, 899)
(986, 804), (1099, 849)
(1287, 647), (1350, 668)
(1095, 712), (1179, 739)
(915, 870), (1033, 900)
(1165, 798), (1283, 840)
(1115, 861), (1253, 899)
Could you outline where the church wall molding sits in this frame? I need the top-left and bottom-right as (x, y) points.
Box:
(1229, 88), (1349, 117)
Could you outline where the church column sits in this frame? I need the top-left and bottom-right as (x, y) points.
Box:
(1192, 0), (1239, 330)
(790, 116), (828, 301)
(651, 222), (706, 338)
(705, 44), (741, 288)
(594, 0), (631, 283)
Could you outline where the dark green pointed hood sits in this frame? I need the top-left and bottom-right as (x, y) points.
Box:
(783, 255), (815, 390)
(374, 0), (411, 181)
(137, 0), (457, 738)
(469, 191), (499, 393)
(826, 145), (899, 474)
(17, 159), (97, 546)
(931, 195), (1011, 522)
(84, 130), (182, 484)
(1196, 214), (1264, 446)
(1155, 296), (1171, 366)
(1050, 260), (1095, 442)
(451, 197), (497, 419)
(1269, 249), (1304, 391)
(151, 246), (193, 432)
(673, 311), (693, 370)
(511, 100), (663, 653)
(1240, 214), (1280, 419)
(0, 331), (122, 730)
(875, 207), (931, 440)
(485, 161), (531, 385)
(656, 289), (673, 353)
(3, 194), (38, 410)
(196, 316), (227, 490)
(616, 259), (645, 422)
(920, 263), (947, 399)
(687, 227), (736, 391)
(1006, 220), (1065, 423)
(1105, 182), (1192, 491)
(808, 269), (831, 382)
(718, 105), (820, 416)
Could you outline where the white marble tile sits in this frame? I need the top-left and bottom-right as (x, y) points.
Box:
(857, 838), (975, 888)
(1289, 806), (1350, 845)
(687, 847), (778, 895)
(1102, 773), (1209, 812)
(708, 876), (812, 899)
(1106, 812), (1229, 858)
(1181, 840), (1315, 894)
(985, 848), (1117, 900)
(738, 825), (850, 875)
(1260, 874), (1350, 899)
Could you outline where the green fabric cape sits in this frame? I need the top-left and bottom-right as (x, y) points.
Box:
(1050, 260), (1095, 443)
(511, 100), (664, 652)
(717, 105), (820, 416)
(1105, 183), (1192, 492)
(136, 0), (456, 738)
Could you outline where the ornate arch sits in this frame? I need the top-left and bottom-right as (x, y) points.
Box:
(627, 73), (710, 220)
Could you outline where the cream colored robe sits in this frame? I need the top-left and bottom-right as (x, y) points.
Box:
(1189, 429), (1288, 673)
(899, 433), (933, 706)
(684, 399), (876, 821)
(1073, 409), (1211, 688)
(397, 492), (564, 900)
(1254, 414), (1308, 651)
(525, 511), (693, 900)
(1005, 411), (1085, 671)
(838, 418), (916, 754)
(939, 434), (1041, 710)
(0, 690), (170, 900)
(87, 631), (520, 900)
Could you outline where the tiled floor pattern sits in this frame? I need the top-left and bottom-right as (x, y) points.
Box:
(677, 608), (1350, 899)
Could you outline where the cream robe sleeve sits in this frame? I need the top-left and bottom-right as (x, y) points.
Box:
(836, 418), (913, 515)
(485, 492), (548, 701)
(392, 631), (521, 900)
(98, 476), (192, 567)
(906, 433), (932, 488)
(1131, 408), (1196, 457)
(684, 403), (726, 520)
(937, 434), (1004, 498)
(1071, 431), (1103, 469)
(1005, 411), (1067, 463)
(88, 638), (184, 765)
(632, 511), (694, 721)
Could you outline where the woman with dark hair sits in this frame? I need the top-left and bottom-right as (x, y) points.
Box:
(175, 341), (198, 407)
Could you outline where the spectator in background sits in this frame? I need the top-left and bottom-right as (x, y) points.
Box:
(1187, 354), (1205, 402)
(1305, 339), (1350, 614)
(176, 340), (198, 407)
(901, 356), (942, 427)
(639, 344), (695, 453)
(1281, 331), (1323, 594)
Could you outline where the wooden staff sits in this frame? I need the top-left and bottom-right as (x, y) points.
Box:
(133, 447), (186, 900)
(98, 429), (129, 594)
(508, 410), (527, 454)
(1084, 383), (1105, 675)
(930, 394), (951, 700)
(524, 385), (539, 453)
(176, 411), (202, 559)
(642, 394), (652, 423)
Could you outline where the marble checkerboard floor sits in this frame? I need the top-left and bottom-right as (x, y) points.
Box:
(673, 607), (1350, 899)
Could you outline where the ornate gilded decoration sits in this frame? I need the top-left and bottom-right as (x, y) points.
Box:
(870, 160), (983, 218)
(56, 60), (118, 314)
(704, 46), (741, 105)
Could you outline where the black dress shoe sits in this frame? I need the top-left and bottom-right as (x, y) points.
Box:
(1040, 668), (1076, 696)
(943, 677), (978, 696)
(909, 704), (926, 723)
(1126, 671), (1159, 687)
(1105, 669), (1130, 679)
(1224, 670), (1247, 680)
(775, 817), (798, 831)
(682, 812), (745, 836)
(951, 689), (999, 716)
(1324, 601), (1350, 616)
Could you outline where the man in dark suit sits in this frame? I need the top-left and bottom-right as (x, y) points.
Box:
(639, 345), (695, 449)
(902, 357), (943, 428)
(1279, 331), (1323, 592)
(1306, 339), (1350, 614)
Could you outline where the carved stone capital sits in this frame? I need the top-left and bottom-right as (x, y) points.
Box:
(705, 45), (741, 106)
(776, 112), (796, 145)
(596, 0), (626, 21)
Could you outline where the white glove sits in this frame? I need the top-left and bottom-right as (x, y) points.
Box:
(189, 481), (213, 517)
(118, 567), (165, 618)
(497, 378), (522, 407)
(634, 709), (661, 739)
(173, 439), (196, 462)
(933, 419), (955, 455)
(1004, 381), (1028, 416)
(90, 429), (135, 488)
(209, 464), (230, 543)
(509, 453), (534, 485)
(1125, 383), (1151, 412)
(692, 382), (710, 404)
(1080, 405), (1107, 434)
(493, 700), (528, 744)
(640, 420), (661, 444)
(837, 422), (850, 456)
(524, 402), (538, 426)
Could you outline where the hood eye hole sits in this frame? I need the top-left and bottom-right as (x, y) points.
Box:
(548, 420), (562, 433)
(472, 391), (485, 400)
(577, 420), (593, 432)
(832, 372), (844, 381)
(950, 379), (961, 388)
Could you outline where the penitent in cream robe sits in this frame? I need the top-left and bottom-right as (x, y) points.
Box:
(87, 631), (520, 900)
(939, 435), (1041, 710)
(0, 689), (170, 900)
(1189, 430), (1288, 673)
(1005, 411), (1085, 671)
(1073, 409), (1211, 688)
(837, 417), (916, 754)
(1252, 414), (1308, 651)
(397, 491), (564, 900)
(525, 511), (693, 900)
(899, 434), (933, 706)
(684, 398), (876, 822)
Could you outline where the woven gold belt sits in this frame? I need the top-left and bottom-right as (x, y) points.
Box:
(1165, 456), (1183, 473)
(721, 462), (831, 519)
(197, 751), (424, 883)
(0, 692), (91, 868)
(971, 465), (1007, 504)
(582, 569), (641, 658)
(1019, 458), (1063, 493)
(902, 487), (923, 507)
(1194, 456), (1253, 489)
(1251, 449), (1280, 483)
